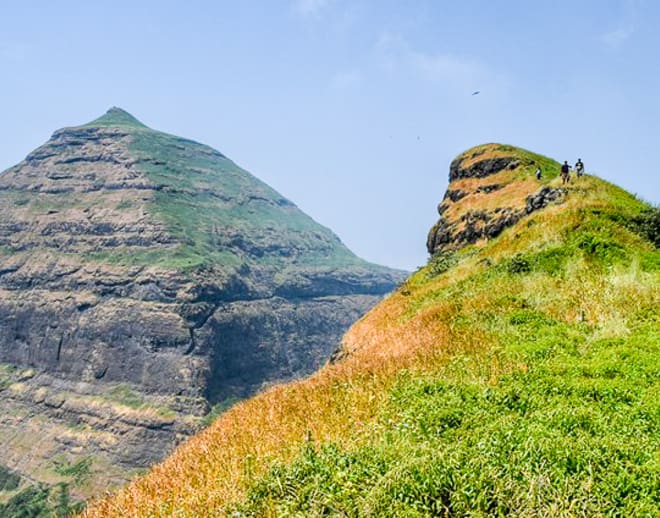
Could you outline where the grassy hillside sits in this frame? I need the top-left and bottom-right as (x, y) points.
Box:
(84, 147), (659, 516)
(81, 108), (381, 273)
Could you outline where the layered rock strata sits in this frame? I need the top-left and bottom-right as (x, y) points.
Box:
(427, 144), (566, 255)
(0, 108), (404, 497)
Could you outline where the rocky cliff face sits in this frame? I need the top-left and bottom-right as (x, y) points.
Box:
(427, 144), (566, 255)
(0, 108), (405, 499)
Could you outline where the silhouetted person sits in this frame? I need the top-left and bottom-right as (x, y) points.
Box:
(561, 161), (570, 184)
(535, 166), (542, 180)
(575, 158), (584, 178)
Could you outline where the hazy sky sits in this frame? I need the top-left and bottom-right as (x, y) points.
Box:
(1, 1), (658, 270)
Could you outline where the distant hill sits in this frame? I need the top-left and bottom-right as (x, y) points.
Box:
(0, 108), (405, 512)
(84, 144), (659, 516)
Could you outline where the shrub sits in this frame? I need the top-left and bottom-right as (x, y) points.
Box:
(574, 232), (627, 263)
(506, 254), (531, 274)
(630, 207), (660, 248)
(0, 465), (21, 491)
(427, 252), (457, 277)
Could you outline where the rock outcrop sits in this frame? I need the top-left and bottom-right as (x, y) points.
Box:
(427, 144), (566, 255)
(0, 108), (405, 498)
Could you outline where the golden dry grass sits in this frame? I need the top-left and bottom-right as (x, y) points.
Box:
(456, 143), (514, 169)
(82, 168), (657, 517)
(83, 292), (455, 516)
(84, 255), (497, 517)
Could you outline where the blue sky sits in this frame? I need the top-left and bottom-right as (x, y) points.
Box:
(1, 1), (658, 270)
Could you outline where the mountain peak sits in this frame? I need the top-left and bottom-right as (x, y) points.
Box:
(0, 108), (405, 505)
(427, 143), (564, 255)
(84, 106), (149, 129)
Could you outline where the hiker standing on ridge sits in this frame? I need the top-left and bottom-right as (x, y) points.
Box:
(575, 158), (584, 178)
(561, 161), (570, 184)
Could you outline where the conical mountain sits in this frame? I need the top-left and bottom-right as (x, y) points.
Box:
(0, 108), (405, 501)
(86, 106), (149, 128)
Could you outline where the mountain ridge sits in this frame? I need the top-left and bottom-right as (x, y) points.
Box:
(82, 143), (659, 516)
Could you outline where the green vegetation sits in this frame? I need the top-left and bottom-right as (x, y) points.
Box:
(83, 107), (148, 129)
(84, 149), (660, 517)
(77, 108), (381, 273)
(0, 465), (21, 492)
(426, 252), (457, 277)
(84, 246), (230, 270)
(231, 176), (660, 516)
(630, 206), (660, 248)
(53, 457), (92, 486)
(128, 127), (370, 271)
(107, 384), (146, 409)
(115, 199), (134, 210)
(0, 483), (84, 517)
(201, 396), (242, 427)
(237, 322), (659, 516)
(499, 143), (562, 181)
(66, 383), (176, 418)
(27, 194), (74, 214)
(0, 363), (17, 391)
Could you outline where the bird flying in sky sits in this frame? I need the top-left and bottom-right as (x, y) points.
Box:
(472, 91), (480, 96)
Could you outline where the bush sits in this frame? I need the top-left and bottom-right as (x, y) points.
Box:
(630, 207), (660, 248)
(0, 465), (21, 492)
(54, 457), (92, 485)
(506, 254), (531, 274)
(0, 483), (85, 517)
(427, 252), (457, 277)
(574, 232), (627, 263)
(0, 485), (49, 517)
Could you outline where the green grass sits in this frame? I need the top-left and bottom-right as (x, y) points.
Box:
(500, 144), (563, 181)
(85, 384), (177, 418)
(0, 363), (18, 391)
(53, 457), (92, 486)
(76, 110), (381, 274)
(0, 483), (84, 517)
(84, 246), (224, 269)
(238, 322), (659, 516)
(83, 107), (148, 129)
(127, 127), (371, 271)
(0, 190), (75, 216)
(461, 143), (562, 182)
(237, 319), (659, 516)
(115, 199), (134, 210)
(80, 147), (658, 517)
(107, 385), (145, 409)
(0, 465), (21, 492)
(228, 178), (660, 517)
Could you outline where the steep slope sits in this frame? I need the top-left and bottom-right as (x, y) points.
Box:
(0, 108), (404, 506)
(84, 144), (659, 517)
